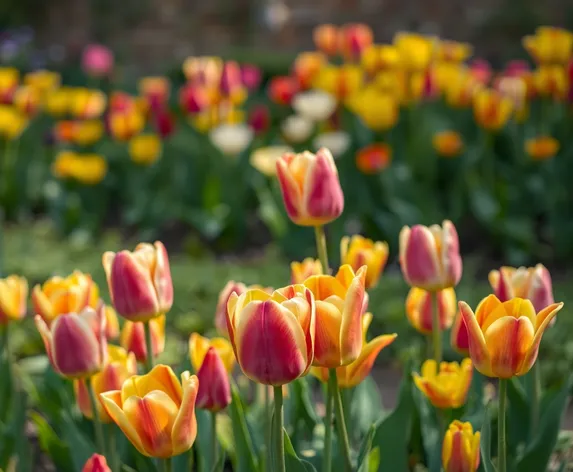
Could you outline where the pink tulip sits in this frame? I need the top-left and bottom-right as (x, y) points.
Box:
(196, 347), (232, 412)
(82, 44), (114, 78)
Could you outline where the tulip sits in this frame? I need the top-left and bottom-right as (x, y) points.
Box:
(361, 45), (400, 75)
(340, 235), (389, 289)
(0, 106), (28, 140)
(179, 83), (210, 114)
(313, 24), (339, 56)
(523, 27), (573, 64)
(437, 40), (473, 63)
(489, 265), (554, 313)
(219, 61), (245, 102)
(214, 281), (248, 337)
(293, 52), (326, 89)
(82, 454), (111, 472)
(226, 285), (316, 385)
(183, 56), (223, 87)
(97, 302), (120, 340)
(82, 44), (114, 78)
(399, 220), (462, 291)
(13, 85), (41, 116)
(393, 32), (435, 71)
(291, 258), (323, 284)
(311, 312), (397, 388)
(268, 76), (299, 105)
(292, 90), (337, 122)
(313, 65), (363, 103)
(525, 136), (559, 161)
(458, 295), (563, 378)
(24, 70), (60, 95)
(451, 310), (470, 356)
(189, 332), (235, 374)
(356, 143), (392, 174)
(313, 131), (350, 159)
(0, 67), (19, 104)
(473, 89), (513, 131)
(108, 109), (145, 141)
(241, 63), (262, 91)
(469, 59), (492, 84)
(406, 287), (457, 334)
(120, 315), (165, 363)
(338, 23), (373, 62)
(444, 70), (482, 108)
(35, 307), (107, 378)
(33, 271), (98, 325)
(248, 104), (271, 135)
(152, 109), (176, 138)
(209, 123), (254, 156)
(413, 358), (473, 409)
(250, 145), (293, 177)
(442, 421), (480, 472)
(280, 114), (314, 144)
(70, 88), (107, 119)
(276, 148), (344, 227)
(433, 130), (464, 158)
(103, 241), (173, 322)
(74, 345), (137, 422)
(138, 76), (170, 109)
(129, 134), (162, 165)
(55, 153), (108, 185)
(533, 65), (568, 98)
(349, 87), (399, 131)
(303, 265), (366, 367)
(101, 365), (199, 458)
(0, 275), (28, 325)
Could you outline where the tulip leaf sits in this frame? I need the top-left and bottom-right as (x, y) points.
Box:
(228, 383), (259, 472)
(283, 428), (317, 472)
(507, 376), (530, 453)
(480, 402), (497, 472)
(195, 409), (215, 472)
(29, 411), (74, 471)
(284, 377), (318, 449)
(349, 376), (384, 443)
(411, 386), (442, 472)
(357, 447), (380, 472)
(59, 412), (96, 471)
(356, 424), (376, 472)
(513, 374), (573, 472)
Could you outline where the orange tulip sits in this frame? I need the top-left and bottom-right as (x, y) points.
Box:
(108, 108), (145, 141)
(101, 365), (199, 458)
(338, 23), (373, 62)
(291, 258), (323, 284)
(399, 220), (463, 291)
(442, 421), (480, 472)
(183, 56), (223, 87)
(533, 65), (568, 98)
(458, 295), (563, 378)
(311, 312), (396, 388)
(356, 143), (392, 174)
(451, 310), (470, 356)
(13, 85), (41, 116)
(268, 76), (300, 106)
(214, 281), (247, 337)
(35, 307), (107, 378)
(313, 24), (339, 56)
(303, 265), (367, 368)
(525, 136), (559, 161)
(103, 241), (173, 322)
(433, 130), (464, 158)
(32, 271), (98, 325)
(139, 76), (171, 108)
(82, 454), (111, 472)
(293, 52), (326, 89)
(74, 345), (137, 422)
(120, 315), (165, 363)
(0, 275), (28, 324)
(226, 285), (316, 385)
(276, 148), (344, 227)
(473, 89), (513, 131)
(413, 358), (472, 409)
(406, 287), (457, 334)
(340, 235), (389, 289)
(70, 88), (107, 119)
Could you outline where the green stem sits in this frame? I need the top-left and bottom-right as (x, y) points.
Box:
(531, 362), (541, 436)
(144, 320), (154, 372)
(107, 424), (119, 472)
(431, 291), (442, 364)
(264, 386), (272, 472)
(329, 369), (353, 472)
(323, 380), (333, 472)
(498, 379), (507, 472)
(161, 457), (172, 472)
(314, 225), (330, 274)
(273, 386), (286, 472)
(86, 380), (106, 455)
(211, 411), (218, 469)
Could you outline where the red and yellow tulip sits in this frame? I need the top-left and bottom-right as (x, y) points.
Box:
(0, 275), (28, 325)
(214, 281), (247, 337)
(82, 454), (111, 472)
(189, 332), (235, 374)
(338, 23), (373, 62)
(393, 32), (435, 71)
(451, 310), (470, 356)
(120, 314), (166, 363)
(458, 295), (563, 378)
(101, 365), (199, 458)
(355, 143), (392, 174)
(129, 134), (162, 166)
(413, 358), (472, 409)
(442, 421), (481, 472)
(473, 89), (513, 131)
(291, 258), (323, 285)
(406, 287), (457, 334)
(361, 45), (400, 76)
(433, 130), (464, 158)
(293, 52), (326, 89)
(97, 302), (120, 340)
(313, 24), (339, 56)
(523, 27), (573, 64)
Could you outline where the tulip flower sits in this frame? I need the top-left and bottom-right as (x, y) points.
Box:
(103, 241), (173, 322)
(292, 90), (337, 122)
(276, 148), (344, 227)
(248, 104), (271, 135)
(240, 63), (262, 91)
(303, 265), (366, 367)
(523, 27), (573, 65)
(129, 134), (162, 165)
(0, 275), (28, 324)
(442, 421), (480, 472)
(179, 83), (210, 114)
(101, 365), (199, 458)
(120, 315), (165, 363)
(340, 235), (389, 289)
(82, 454), (111, 472)
(399, 220), (462, 291)
(82, 44), (114, 78)
(291, 258), (322, 284)
(473, 89), (513, 131)
(183, 56), (223, 87)
(52, 152), (108, 185)
(458, 295), (563, 378)
(189, 332), (235, 374)
(139, 76), (171, 109)
(451, 310), (470, 356)
(313, 24), (339, 56)
(413, 358), (473, 409)
(313, 64), (363, 103)
(525, 136), (559, 161)
(0, 67), (19, 104)
(33, 271), (98, 325)
(97, 302), (119, 340)
(356, 143), (392, 174)
(489, 264), (554, 313)
(349, 87), (399, 131)
(313, 131), (350, 159)
(13, 85), (41, 116)
(361, 45), (400, 76)
(108, 108), (145, 141)
(311, 312), (396, 388)
(214, 281), (247, 337)
(70, 88), (107, 119)
(533, 65), (568, 99)
(0, 105), (29, 140)
(209, 123), (254, 156)
(35, 307), (107, 378)
(406, 287), (457, 334)
(338, 23), (373, 62)
(24, 70), (60, 95)
(280, 114), (314, 144)
(433, 130), (464, 158)
(268, 76), (300, 105)
(74, 345), (137, 422)
(250, 145), (293, 177)
(437, 40), (473, 63)
(393, 32), (435, 71)
(226, 285), (316, 385)
(293, 52), (326, 89)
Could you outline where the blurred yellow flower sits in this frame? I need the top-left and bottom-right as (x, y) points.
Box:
(361, 44), (400, 75)
(0, 106), (29, 139)
(473, 89), (513, 131)
(433, 131), (464, 158)
(533, 65), (568, 99)
(70, 88), (107, 119)
(73, 120), (104, 146)
(45, 87), (71, 117)
(13, 85), (41, 116)
(394, 32), (435, 71)
(52, 151), (107, 185)
(349, 87), (399, 131)
(109, 109), (145, 141)
(250, 145), (292, 176)
(525, 136), (559, 161)
(374, 70), (405, 99)
(443, 69), (482, 108)
(0, 67), (19, 102)
(24, 70), (60, 95)
(523, 26), (573, 64)
(313, 64), (363, 102)
(129, 134), (162, 165)
(436, 40), (472, 63)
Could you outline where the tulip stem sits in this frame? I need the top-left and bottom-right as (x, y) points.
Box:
(144, 321), (154, 371)
(211, 411), (218, 469)
(314, 225), (330, 273)
(264, 386), (272, 472)
(107, 424), (120, 472)
(531, 362), (542, 437)
(86, 380), (106, 456)
(161, 457), (171, 472)
(329, 369), (353, 472)
(431, 291), (442, 363)
(498, 379), (507, 472)
(273, 386), (286, 472)
(323, 381), (333, 472)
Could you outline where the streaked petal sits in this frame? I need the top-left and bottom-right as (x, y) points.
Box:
(100, 390), (146, 455)
(345, 333), (396, 388)
(121, 364), (182, 405)
(339, 266), (366, 365)
(313, 300), (342, 367)
(152, 241), (173, 312)
(458, 301), (492, 376)
(276, 156), (303, 221)
(196, 348), (231, 412)
(171, 372), (199, 455)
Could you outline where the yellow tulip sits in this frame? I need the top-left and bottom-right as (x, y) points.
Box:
(313, 64), (363, 103)
(523, 26), (573, 64)
(188, 332), (235, 374)
(473, 89), (513, 131)
(393, 32), (435, 71)
(533, 65), (568, 99)
(349, 87), (399, 131)
(24, 70), (60, 95)
(442, 421), (480, 472)
(73, 120), (104, 146)
(129, 134), (162, 165)
(340, 235), (389, 289)
(0, 275), (28, 324)
(406, 287), (457, 334)
(290, 258), (323, 284)
(413, 358), (472, 409)
(525, 136), (559, 161)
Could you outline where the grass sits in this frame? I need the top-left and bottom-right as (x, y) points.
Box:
(3, 220), (573, 386)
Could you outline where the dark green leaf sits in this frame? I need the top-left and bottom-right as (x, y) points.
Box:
(480, 403), (497, 472)
(412, 386), (442, 472)
(195, 409), (214, 472)
(507, 376), (530, 452)
(228, 383), (258, 472)
(29, 412), (74, 471)
(356, 424), (375, 472)
(350, 376), (384, 443)
(357, 447), (380, 472)
(283, 429), (317, 472)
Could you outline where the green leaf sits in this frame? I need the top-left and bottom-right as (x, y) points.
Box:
(59, 413), (96, 471)
(283, 428), (317, 472)
(356, 424), (375, 472)
(357, 447), (380, 472)
(507, 376), (530, 453)
(411, 386), (442, 472)
(350, 376), (384, 443)
(284, 378), (318, 449)
(480, 403), (497, 472)
(228, 383), (258, 472)
(29, 412), (74, 471)
(514, 374), (573, 472)
(195, 409), (214, 472)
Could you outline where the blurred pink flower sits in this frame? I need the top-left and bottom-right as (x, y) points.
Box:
(241, 64), (262, 91)
(248, 104), (271, 135)
(82, 44), (114, 78)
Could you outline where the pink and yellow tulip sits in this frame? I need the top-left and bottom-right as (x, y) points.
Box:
(214, 281), (247, 337)
(82, 454), (111, 472)
(290, 258), (323, 284)
(120, 315), (166, 363)
(340, 235), (389, 289)
(406, 287), (457, 334)
(442, 421), (481, 472)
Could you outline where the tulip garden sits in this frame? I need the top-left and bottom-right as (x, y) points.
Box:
(1, 23), (573, 472)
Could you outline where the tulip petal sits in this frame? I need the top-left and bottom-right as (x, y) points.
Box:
(122, 365), (182, 405)
(441, 220), (462, 287)
(100, 391), (147, 456)
(196, 348), (231, 412)
(401, 225), (441, 289)
(458, 301), (492, 376)
(210, 338), (236, 373)
(32, 286), (55, 323)
(345, 333), (396, 388)
(153, 241), (173, 312)
(35, 315), (54, 365)
(276, 156), (303, 221)
(473, 294), (502, 326)
(313, 300), (343, 367)
(171, 372), (199, 456)
(339, 266), (366, 365)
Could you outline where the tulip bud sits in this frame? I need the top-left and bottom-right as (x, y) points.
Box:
(442, 421), (481, 472)
(268, 76), (299, 106)
(120, 314), (165, 363)
(276, 148), (344, 227)
(0, 275), (28, 325)
(248, 104), (271, 135)
(291, 258), (322, 284)
(406, 287), (457, 334)
(450, 310), (470, 355)
(399, 220), (462, 291)
(340, 235), (389, 289)
(103, 241), (173, 322)
(138, 76), (170, 110)
(413, 359), (473, 409)
(313, 24), (339, 56)
(35, 307), (107, 378)
(82, 454), (111, 472)
(196, 347), (231, 412)
(241, 64), (262, 91)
